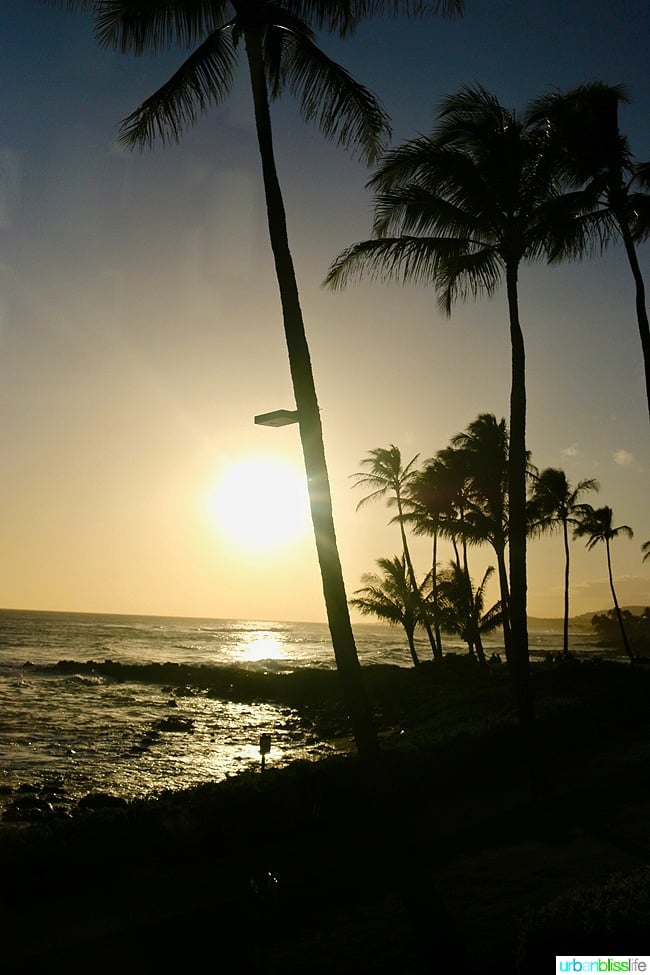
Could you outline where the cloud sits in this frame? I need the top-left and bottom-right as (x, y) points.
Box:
(561, 444), (579, 458)
(613, 449), (634, 466)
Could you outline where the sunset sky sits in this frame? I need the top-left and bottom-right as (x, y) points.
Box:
(1, 0), (649, 624)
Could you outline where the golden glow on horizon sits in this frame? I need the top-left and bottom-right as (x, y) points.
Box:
(207, 457), (311, 555)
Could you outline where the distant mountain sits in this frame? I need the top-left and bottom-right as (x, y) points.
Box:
(528, 607), (649, 632)
(573, 606), (648, 622)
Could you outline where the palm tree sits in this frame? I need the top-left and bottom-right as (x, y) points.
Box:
(350, 556), (429, 667)
(352, 445), (441, 660)
(573, 504), (634, 661)
(449, 414), (511, 660)
(642, 541), (650, 563)
(527, 83), (650, 422)
(45, 0), (461, 760)
(402, 459), (450, 657)
(326, 84), (588, 738)
(437, 563), (502, 665)
(528, 468), (599, 656)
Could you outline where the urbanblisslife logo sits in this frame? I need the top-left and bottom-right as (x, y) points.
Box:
(556, 960), (649, 973)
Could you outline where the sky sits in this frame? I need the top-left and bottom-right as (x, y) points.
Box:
(1, 0), (649, 624)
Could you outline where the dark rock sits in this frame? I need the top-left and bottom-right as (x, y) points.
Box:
(77, 792), (128, 810)
(153, 716), (195, 733)
(3, 796), (55, 821)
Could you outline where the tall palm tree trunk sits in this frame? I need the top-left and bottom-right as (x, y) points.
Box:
(605, 538), (634, 661)
(460, 539), (477, 657)
(431, 532), (443, 655)
(562, 518), (571, 655)
(398, 497), (441, 661)
(244, 29), (378, 760)
(618, 214), (650, 423)
(405, 624), (420, 668)
(474, 627), (487, 666)
(495, 545), (512, 657)
(505, 264), (536, 740)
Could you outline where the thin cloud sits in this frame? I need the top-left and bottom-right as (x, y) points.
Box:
(614, 449), (634, 466)
(561, 444), (579, 458)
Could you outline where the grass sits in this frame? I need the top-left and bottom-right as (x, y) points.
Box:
(2, 655), (649, 973)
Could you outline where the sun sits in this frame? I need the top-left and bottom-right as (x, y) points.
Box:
(207, 456), (311, 554)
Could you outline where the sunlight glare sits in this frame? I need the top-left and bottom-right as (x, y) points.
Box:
(238, 633), (284, 662)
(208, 457), (311, 554)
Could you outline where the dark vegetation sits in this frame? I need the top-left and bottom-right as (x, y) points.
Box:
(3, 656), (649, 973)
(592, 608), (650, 656)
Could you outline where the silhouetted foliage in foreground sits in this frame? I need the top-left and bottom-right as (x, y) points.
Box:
(517, 867), (650, 973)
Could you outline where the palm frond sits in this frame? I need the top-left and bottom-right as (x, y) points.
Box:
(118, 27), (238, 148)
(352, 484), (389, 511)
(543, 200), (617, 262)
(371, 144), (499, 222)
(434, 246), (502, 315)
(373, 186), (483, 239)
(479, 600), (503, 633)
(436, 83), (509, 126)
(633, 161), (650, 192)
(526, 82), (631, 126)
(281, 26), (390, 163)
(94, 0), (228, 53)
(573, 504), (633, 547)
(627, 190), (650, 243)
(367, 135), (440, 192)
(262, 22), (291, 99)
(325, 235), (475, 295)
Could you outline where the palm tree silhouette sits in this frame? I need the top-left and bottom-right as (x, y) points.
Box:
(573, 504), (634, 661)
(438, 563), (502, 665)
(449, 414), (511, 661)
(352, 446), (441, 660)
(642, 541), (650, 563)
(527, 83), (650, 423)
(350, 556), (429, 667)
(326, 85), (587, 737)
(48, 1), (461, 759)
(402, 458), (452, 657)
(529, 468), (599, 656)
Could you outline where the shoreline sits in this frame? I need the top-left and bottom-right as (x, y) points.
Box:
(2, 654), (642, 825)
(2, 654), (650, 972)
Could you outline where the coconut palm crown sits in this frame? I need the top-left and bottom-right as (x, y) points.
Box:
(526, 82), (650, 423)
(528, 468), (599, 655)
(352, 446), (441, 660)
(350, 555), (431, 667)
(573, 504), (634, 661)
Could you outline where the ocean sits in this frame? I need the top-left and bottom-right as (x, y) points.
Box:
(0, 608), (611, 820)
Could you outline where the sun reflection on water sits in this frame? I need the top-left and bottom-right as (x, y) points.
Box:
(238, 633), (285, 662)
